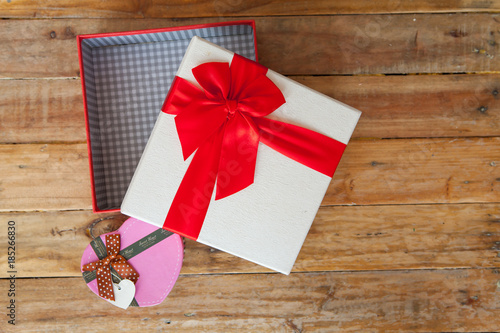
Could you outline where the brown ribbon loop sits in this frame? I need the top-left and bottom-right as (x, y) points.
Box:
(82, 234), (139, 301)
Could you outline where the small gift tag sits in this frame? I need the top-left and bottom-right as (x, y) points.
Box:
(107, 279), (136, 310)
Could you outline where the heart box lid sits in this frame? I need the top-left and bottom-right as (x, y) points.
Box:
(81, 217), (183, 307)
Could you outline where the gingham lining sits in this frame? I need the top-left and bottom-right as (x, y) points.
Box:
(81, 24), (256, 211)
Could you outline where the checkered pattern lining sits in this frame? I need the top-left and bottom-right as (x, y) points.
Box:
(81, 24), (256, 211)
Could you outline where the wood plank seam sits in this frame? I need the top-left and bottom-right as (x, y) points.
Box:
(2, 14), (499, 77)
(1, 1), (500, 19)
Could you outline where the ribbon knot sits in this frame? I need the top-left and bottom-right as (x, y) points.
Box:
(82, 234), (139, 301)
(161, 54), (347, 240)
(225, 99), (238, 118)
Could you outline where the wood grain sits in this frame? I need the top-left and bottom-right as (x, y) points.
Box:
(327, 137), (500, 206)
(0, 204), (498, 278)
(0, 143), (92, 212)
(1, 137), (498, 211)
(2, 2), (499, 332)
(3, 74), (500, 144)
(0, 79), (84, 144)
(295, 73), (500, 139)
(1, 0), (499, 18)
(1, 14), (499, 78)
(2, 269), (499, 332)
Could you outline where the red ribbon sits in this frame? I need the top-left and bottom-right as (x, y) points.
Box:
(161, 54), (346, 240)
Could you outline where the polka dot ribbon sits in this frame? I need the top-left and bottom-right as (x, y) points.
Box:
(82, 234), (139, 301)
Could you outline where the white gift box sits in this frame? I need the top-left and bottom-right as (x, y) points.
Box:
(122, 36), (361, 274)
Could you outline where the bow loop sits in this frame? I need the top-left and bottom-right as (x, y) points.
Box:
(236, 74), (286, 118)
(192, 62), (231, 101)
(82, 234), (139, 301)
(228, 54), (268, 100)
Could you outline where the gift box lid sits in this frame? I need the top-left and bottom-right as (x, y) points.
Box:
(122, 37), (361, 274)
(77, 21), (257, 213)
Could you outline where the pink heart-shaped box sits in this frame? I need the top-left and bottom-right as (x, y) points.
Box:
(81, 217), (183, 307)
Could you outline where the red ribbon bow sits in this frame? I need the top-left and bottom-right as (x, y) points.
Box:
(162, 54), (346, 240)
(82, 234), (139, 301)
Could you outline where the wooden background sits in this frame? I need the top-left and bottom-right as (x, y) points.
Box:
(1, 1), (500, 332)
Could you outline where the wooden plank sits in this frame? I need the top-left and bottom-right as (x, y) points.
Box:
(3, 74), (500, 144)
(0, 143), (92, 211)
(0, 204), (498, 278)
(0, 137), (498, 211)
(1, 0), (499, 19)
(0, 79), (84, 143)
(326, 136), (500, 206)
(294, 73), (500, 139)
(1, 269), (499, 332)
(1, 14), (498, 78)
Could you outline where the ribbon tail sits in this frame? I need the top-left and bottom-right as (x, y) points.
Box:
(216, 113), (260, 200)
(162, 126), (226, 240)
(96, 265), (115, 301)
(255, 118), (347, 178)
(112, 256), (140, 284)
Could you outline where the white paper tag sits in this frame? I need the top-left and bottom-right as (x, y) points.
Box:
(106, 279), (136, 310)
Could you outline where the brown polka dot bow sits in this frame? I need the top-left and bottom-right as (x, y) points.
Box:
(82, 234), (139, 301)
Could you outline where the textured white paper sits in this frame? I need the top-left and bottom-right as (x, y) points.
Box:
(122, 37), (361, 274)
